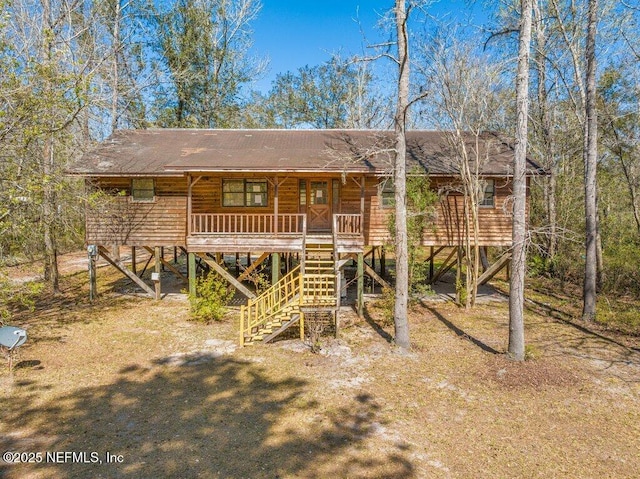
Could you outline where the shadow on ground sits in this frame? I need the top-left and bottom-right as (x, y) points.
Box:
(420, 301), (501, 355)
(1, 355), (414, 479)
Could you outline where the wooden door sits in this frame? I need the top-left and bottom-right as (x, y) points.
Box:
(307, 180), (331, 231)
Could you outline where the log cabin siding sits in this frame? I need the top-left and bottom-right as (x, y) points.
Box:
(190, 175), (302, 214)
(86, 177), (187, 246)
(85, 174), (519, 248)
(366, 176), (517, 247)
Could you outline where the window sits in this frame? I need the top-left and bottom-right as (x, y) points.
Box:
(299, 179), (307, 206)
(332, 179), (340, 210)
(310, 181), (328, 205)
(379, 178), (394, 208)
(131, 178), (155, 202)
(480, 179), (495, 207)
(222, 179), (268, 207)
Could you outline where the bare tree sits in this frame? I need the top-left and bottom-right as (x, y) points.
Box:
(531, 0), (558, 259)
(393, 0), (411, 350)
(509, 0), (533, 361)
(420, 36), (507, 308)
(582, 0), (599, 321)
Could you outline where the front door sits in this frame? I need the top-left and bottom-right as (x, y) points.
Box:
(304, 180), (331, 231)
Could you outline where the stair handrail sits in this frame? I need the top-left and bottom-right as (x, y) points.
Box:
(240, 264), (301, 345)
(302, 273), (337, 306)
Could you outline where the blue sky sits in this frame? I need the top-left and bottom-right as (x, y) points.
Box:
(250, 0), (487, 93)
(250, 0), (390, 92)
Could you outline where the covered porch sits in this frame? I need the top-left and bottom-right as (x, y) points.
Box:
(185, 173), (367, 254)
(186, 212), (364, 253)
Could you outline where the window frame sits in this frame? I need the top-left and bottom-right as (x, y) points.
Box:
(479, 179), (496, 208)
(222, 178), (269, 208)
(131, 178), (155, 203)
(379, 177), (395, 209)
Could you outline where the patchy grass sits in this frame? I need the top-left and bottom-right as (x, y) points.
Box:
(597, 297), (640, 335)
(1, 255), (639, 478)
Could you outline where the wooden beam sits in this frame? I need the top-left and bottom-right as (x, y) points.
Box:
(357, 252), (364, 317)
(187, 175), (199, 236)
(425, 245), (446, 263)
(360, 175), (365, 220)
(98, 246), (155, 297)
(429, 247), (458, 285)
(429, 246), (434, 281)
(336, 257), (352, 270)
(339, 252), (390, 290)
(188, 252), (196, 300)
(143, 246), (187, 283)
(477, 252), (512, 285)
(363, 262), (391, 290)
(335, 270), (342, 339)
(154, 246), (162, 300)
(426, 246), (447, 282)
(271, 252), (281, 284)
(198, 254), (256, 299)
(140, 252), (153, 278)
(274, 176), (278, 234)
(88, 246), (97, 301)
(237, 252), (270, 282)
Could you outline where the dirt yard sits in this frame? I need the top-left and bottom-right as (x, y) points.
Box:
(1, 253), (639, 478)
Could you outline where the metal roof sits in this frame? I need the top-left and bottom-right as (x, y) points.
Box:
(67, 128), (545, 176)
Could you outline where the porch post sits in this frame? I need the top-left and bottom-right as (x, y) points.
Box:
(188, 252), (196, 301)
(131, 246), (137, 276)
(360, 176), (365, 218)
(429, 246), (434, 281)
(357, 252), (364, 317)
(271, 252), (281, 283)
(88, 245), (97, 302)
(274, 176), (279, 235)
(187, 174), (192, 236)
(154, 247), (162, 300)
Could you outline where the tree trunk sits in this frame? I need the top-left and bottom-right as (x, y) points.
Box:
(111, 0), (122, 132)
(583, 0), (598, 321)
(41, 0), (60, 293)
(509, 0), (532, 361)
(533, 0), (558, 259)
(42, 135), (59, 293)
(393, 0), (410, 350)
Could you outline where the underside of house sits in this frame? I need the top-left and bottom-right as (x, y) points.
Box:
(69, 129), (544, 345)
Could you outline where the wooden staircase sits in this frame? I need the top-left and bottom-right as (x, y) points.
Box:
(240, 242), (338, 346)
(302, 242), (336, 306)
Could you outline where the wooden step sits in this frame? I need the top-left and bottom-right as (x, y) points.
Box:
(263, 313), (302, 343)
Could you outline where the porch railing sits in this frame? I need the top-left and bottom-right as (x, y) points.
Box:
(190, 213), (362, 236)
(190, 213), (306, 235)
(333, 214), (363, 236)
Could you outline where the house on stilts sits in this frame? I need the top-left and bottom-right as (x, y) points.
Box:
(68, 129), (544, 345)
